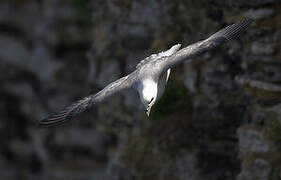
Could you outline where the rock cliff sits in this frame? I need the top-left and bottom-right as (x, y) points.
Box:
(0, 0), (280, 179)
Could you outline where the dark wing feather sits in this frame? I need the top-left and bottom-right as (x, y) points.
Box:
(159, 19), (253, 71)
(39, 75), (133, 127)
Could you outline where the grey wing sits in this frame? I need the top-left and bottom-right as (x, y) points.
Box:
(136, 44), (182, 69)
(160, 19), (253, 71)
(39, 75), (134, 127)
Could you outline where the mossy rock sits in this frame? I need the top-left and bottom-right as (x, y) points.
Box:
(150, 81), (191, 120)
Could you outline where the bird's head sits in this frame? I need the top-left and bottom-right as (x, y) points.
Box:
(142, 96), (155, 117)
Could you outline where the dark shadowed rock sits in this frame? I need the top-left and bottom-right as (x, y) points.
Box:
(0, 35), (29, 67)
(237, 159), (271, 180)
(244, 9), (275, 20)
(251, 42), (274, 55)
(237, 127), (271, 154)
(97, 60), (121, 87)
(0, 0), (281, 179)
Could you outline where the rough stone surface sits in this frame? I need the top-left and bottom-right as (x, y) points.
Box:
(267, 103), (281, 126)
(237, 159), (271, 180)
(97, 59), (121, 87)
(251, 42), (274, 55)
(244, 9), (275, 20)
(0, 35), (30, 67)
(237, 128), (270, 154)
(0, 0), (281, 180)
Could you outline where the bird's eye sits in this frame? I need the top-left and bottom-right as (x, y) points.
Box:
(149, 98), (154, 104)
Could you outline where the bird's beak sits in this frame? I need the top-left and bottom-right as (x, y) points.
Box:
(146, 107), (151, 117)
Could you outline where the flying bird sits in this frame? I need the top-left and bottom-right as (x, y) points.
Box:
(40, 19), (253, 127)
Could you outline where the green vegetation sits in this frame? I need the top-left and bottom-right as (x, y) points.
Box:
(68, 0), (90, 11)
(122, 136), (167, 179)
(150, 81), (191, 120)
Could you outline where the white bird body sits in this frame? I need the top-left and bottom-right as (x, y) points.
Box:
(139, 79), (158, 105)
(137, 68), (170, 116)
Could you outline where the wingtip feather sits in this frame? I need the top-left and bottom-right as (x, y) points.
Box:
(209, 19), (253, 41)
(39, 95), (94, 128)
(39, 116), (68, 128)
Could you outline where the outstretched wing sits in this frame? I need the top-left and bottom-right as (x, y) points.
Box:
(159, 19), (253, 71)
(39, 75), (134, 127)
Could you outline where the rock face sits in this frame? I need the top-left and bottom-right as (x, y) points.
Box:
(237, 159), (272, 180)
(0, 0), (280, 180)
